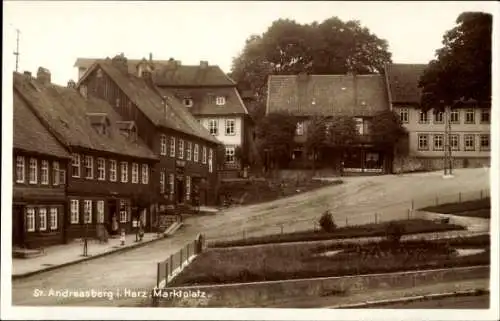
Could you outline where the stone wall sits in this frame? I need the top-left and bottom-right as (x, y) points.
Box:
(393, 156), (490, 174)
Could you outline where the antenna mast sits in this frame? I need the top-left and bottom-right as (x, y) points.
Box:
(13, 29), (20, 72)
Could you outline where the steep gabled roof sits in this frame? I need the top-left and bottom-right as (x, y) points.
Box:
(13, 72), (157, 160)
(80, 61), (221, 145)
(385, 63), (428, 104)
(13, 90), (70, 159)
(161, 87), (249, 116)
(267, 74), (389, 117)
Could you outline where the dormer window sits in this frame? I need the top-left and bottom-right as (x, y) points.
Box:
(216, 96), (226, 106)
(79, 85), (88, 99)
(183, 98), (193, 107)
(117, 121), (137, 141)
(87, 113), (110, 135)
(141, 70), (151, 78)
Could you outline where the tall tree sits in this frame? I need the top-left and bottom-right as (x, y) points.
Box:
(419, 12), (492, 110)
(304, 115), (329, 172)
(370, 110), (408, 151)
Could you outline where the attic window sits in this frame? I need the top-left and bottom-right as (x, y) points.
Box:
(96, 69), (103, 78)
(117, 121), (137, 141)
(80, 85), (88, 98)
(87, 113), (110, 135)
(183, 98), (193, 107)
(141, 70), (151, 78)
(216, 96), (226, 106)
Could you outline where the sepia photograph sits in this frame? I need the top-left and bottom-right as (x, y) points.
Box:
(1, 1), (498, 320)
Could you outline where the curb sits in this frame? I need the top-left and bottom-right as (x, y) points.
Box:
(330, 289), (490, 309)
(12, 234), (168, 280)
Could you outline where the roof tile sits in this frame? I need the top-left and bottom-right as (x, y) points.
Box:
(385, 63), (428, 104)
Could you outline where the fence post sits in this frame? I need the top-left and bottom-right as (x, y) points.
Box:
(187, 243), (190, 260)
(435, 196), (439, 206)
(345, 217), (348, 226)
(164, 262), (169, 285)
(411, 199), (414, 210)
(458, 192), (461, 203)
(170, 254), (173, 276)
(180, 248), (183, 266)
(157, 262), (160, 288)
(480, 190), (483, 199)
(242, 230), (246, 240)
(407, 209), (410, 220)
(375, 213), (378, 224)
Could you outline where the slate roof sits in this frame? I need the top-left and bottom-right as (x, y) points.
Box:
(267, 74), (389, 117)
(13, 72), (158, 160)
(82, 61), (220, 145)
(13, 90), (70, 159)
(161, 87), (249, 116)
(384, 63), (428, 104)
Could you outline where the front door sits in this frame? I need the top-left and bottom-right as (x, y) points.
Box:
(12, 205), (24, 247)
(176, 177), (184, 204)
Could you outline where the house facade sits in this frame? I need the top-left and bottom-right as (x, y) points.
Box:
(13, 85), (70, 248)
(14, 68), (158, 242)
(385, 63), (491, 172)
(75, 55), (222, 215)
(266, 73), (392, 174)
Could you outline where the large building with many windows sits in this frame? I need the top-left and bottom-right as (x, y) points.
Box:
(385, 63), (491, 172)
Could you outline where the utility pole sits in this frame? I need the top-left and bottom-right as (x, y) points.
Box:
(13, 29), (20, 72)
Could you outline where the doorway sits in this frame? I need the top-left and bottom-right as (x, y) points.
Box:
(107, 200), (118, 235)
(176, 177), (185, 204)
(12, 205), (24, 247)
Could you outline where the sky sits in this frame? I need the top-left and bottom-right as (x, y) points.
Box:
(3, 1), (499, 86)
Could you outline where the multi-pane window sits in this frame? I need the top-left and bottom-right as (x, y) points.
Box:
(41, 160), (49, 185)
(26, 207), (35, 232)
(170, 137), (176, 157)
(141, 164), (149, 184)
(84, 156), (94, 179)
(209, 119), (218, 135)
(160, 134), (167, 155)
(208, 149), (213, 173)
(225, 119), (235, 135)
(29, 158), (38, 184)
(71, 153), (80, 178)
(296, 121), (304, 135)
(160, 171), (166, 194)
(216, 96), (226, 105)
(169, 173), (175, 196)
(480, 109), (490, 123)
(225, 146), (236, 163)
(178, 139), (185, 159)
(120, 162), (128, 183)
(450, 134), (459, 151)
(433, 134), (444, 150)
(52, 161), (60, 185)
(84, 200), (92, 224)
(465, 109), (475, 124)
(480, 134), (490, 151)
(186, 176), (191, 201)
(60, 170), (66, 185)
(399, 108), (409, 123)
(464, 134), (475, 151)
(39, 208), (47, 231)
(16, 156), (25, 183)
(132, 163), (139, 184)
(50, 208), (58, 230)
(419, 111), (429, 123)
(70, 199), (79, 224)
(109, 160), (117, 182)
(186, 142), (192, 161)
(450, 110), (460, 124)
(119, 200), (128, 223)
(418, 134), (429, 150)
(194, 144), (199, 162)
(97, 200), (105, 224)
(97, 158), (105, 181)
(202, 146), (207, 164)
(434, 111), (444, 123)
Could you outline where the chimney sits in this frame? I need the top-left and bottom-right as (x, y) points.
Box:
(37, 67), (51, 85)
(23, 71), (32, 79)
(149, 52), (153, 62)
(200, 61), (209, 69)
(111, 53), (128, 73)
(67, 79), (76, 88)
(167, 58), (177, 69)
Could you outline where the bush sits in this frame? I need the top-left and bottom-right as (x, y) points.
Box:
(386, 222), (405, 243)
(319, 210), (337, 232)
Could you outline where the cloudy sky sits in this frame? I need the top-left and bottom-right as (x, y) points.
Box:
(3, 1), (498, 86)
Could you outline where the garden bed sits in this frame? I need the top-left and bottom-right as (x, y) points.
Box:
(210, 219), (465, 248)
(170, 236), (489, 287)
(420, 198), (490, 218)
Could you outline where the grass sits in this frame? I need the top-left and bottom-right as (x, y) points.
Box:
(210, 219), (465, 248)
(421, 198), (490, 218)
(170, 236), (490, 287)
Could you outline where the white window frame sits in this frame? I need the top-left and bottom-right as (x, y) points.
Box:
(97, 158), (106, 181)
(119, 199), (128, 223)
(132, 163), (139, 184)
(296, 121), (304, 135)
(160, 134), (167, 155)
(50, 207), (58, 230)
(419, 111), (429, 124)
(141, 164), (149, 184)
(169, 173), (174, 195)
(70, 199), (79, 224)
(433, 134), (444, 150)
(186, 176), (191, 201)
(120, 162), (128, 183)
(109, 160), (117, 182)
(29, 158), (38, 184)
(225, 146), (236, 164)
(16, 156), (25, 183)
(216, 96), (226, 106)
(209, 149), (213, 173)
(202, 146), (207, 164)
(40, 160), (49, 185)
(465, 109), (475, 124)
(178, 139), (185, 159)
(464, 134), (475, 151)
(71, 153), (81, 178)
(186, 142), (192, 161)
(450, 110), (460, 124)
(434, 111), (444, 124)
(183, 98), (193, 107)
(208, 119), (218, 135)
(418, 134), (429, 150)
(225, 119), (236, 136)
(97, 200), (105, 224)
(194, 144), (199, 162)
(39, 208), (47, 231)
(84, 156), (94, 179)
(480, 134), (490, 151)
(170, 137), (176, 157)
(480, 109), (490, 124)
(52, 161), (60, 185)
(160, 171), (166, 194)
(60, 169), (66, 185)
(399, 108), (409, 123)
(26, 207), (36, 232)
(84, 200), (92, 224)
(450, 134), (460, 151)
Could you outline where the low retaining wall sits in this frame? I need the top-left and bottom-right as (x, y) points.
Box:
(393, 156), (490, 174)
(151, 265), (489, 307)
